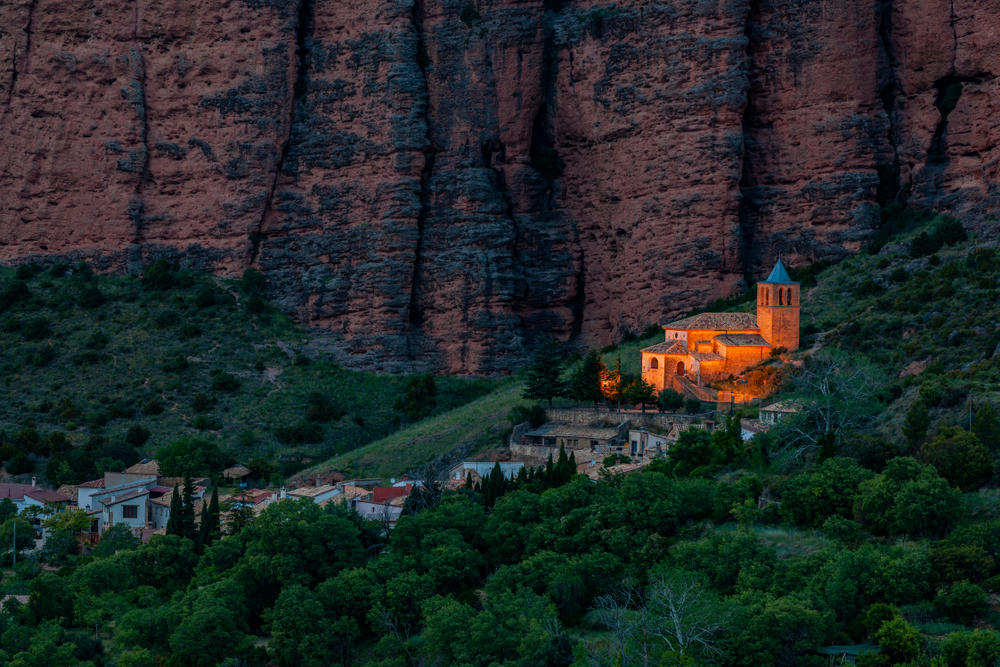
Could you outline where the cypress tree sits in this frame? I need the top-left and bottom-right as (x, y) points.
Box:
(903, 400), (931, 446)
(180, 473), (197, 540)
(522, 336), (566, 408)
(568, 451), (577, 480)
(556, 445), (570, 485)
(208, 486), (220, 542)
(465, 471), (474, 490)
(165, 484), (181, 536)
(197, 500), (209, 553)
(544, 453), (555, 488)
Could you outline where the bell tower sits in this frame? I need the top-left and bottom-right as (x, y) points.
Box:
(756, 258), (800, 351)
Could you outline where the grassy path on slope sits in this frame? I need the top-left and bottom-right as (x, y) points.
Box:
(308, 378), (526, 479)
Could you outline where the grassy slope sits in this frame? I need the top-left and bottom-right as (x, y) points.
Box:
(0, 265), (495, 482)
(308, 378), (526, 479)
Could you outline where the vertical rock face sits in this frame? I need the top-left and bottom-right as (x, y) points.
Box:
(2, 0), (999, 373)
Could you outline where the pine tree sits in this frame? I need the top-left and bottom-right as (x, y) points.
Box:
(624, 377), (658, 413)
(570, 350), (607, 409)
(208, 486), (220, 541)
(165, 484), (181, 536)
(973, 401), (1000, 452)
(523, 336), (566, 408)
(903, 399), (931, 446)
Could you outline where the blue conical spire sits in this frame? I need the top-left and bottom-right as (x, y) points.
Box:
(761, 258), (797, 284)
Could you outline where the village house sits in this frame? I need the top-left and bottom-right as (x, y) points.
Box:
(760, 401), (800, 425)
(520, 421), (629, 454)
(0, 479), (69, 514)
(287, 484), (340, 504)
(627, 429), (671, 460)
(642, 259), (800, 390)
(222, 465), (254, 488)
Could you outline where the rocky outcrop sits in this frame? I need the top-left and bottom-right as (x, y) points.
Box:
(1, 0), (998, 373)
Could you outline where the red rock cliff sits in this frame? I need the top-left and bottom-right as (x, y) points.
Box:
(1, 0), (997, 373)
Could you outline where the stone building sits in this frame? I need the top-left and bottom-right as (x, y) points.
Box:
(641, 259), (799, 390)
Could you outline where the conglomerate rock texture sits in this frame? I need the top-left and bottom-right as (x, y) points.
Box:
(2, 0), (998, 373)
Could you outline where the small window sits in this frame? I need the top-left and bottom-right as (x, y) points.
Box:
(122, 505), (138, 519)
(787, 288), (793, 305)
(779, 289), (784, 305)
(650, 358), (658, 369)
(765, 289), (769, 305)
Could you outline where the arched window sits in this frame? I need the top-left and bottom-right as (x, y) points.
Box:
(779, 289), (784, 305)
(765, 289), (769, 305)
(650, 358), (658, 369)
(787, 288), (793, 305)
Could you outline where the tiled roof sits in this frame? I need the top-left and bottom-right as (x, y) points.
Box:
(0, 484), (39, 501)
(642, 341), (688, 355)
(79, 479), (106, 489)
(524, 423), (622, 440)
(714, 333), (771, 347)
(762, 401), (800, 413)
(689, 351), (724, 362)
(125, 460), (160, 476)
(319, 485), (369, 507)
(223, 465), (252, 479)
(99, 489), (149, 506)
(373, 487), (410, 503)
(57, 484), (79, 499)
(663, 312), (758, 331)
(25, 490), (71, 503)
(288, 485), (337, 498)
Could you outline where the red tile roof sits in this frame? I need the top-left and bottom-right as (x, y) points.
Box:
(372, 486), (411, 503)
(663, 312), (759, 331)
(25, 490), (71, 503)
(642, 341), (688, 355)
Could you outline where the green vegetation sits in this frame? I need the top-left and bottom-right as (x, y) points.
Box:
(0, 262), (496, 486)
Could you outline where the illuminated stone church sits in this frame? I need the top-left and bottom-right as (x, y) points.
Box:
(641, 259), (800, 391)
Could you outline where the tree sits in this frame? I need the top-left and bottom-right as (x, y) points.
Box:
(973, 401), (1000, 452)
(918, 427), (992, 491)
(0, 497), (16, 524)
(156, 437), (226, 477)
(624, 377), (658, 412)
(645, 568), (734, 661)
(223, 490), (254, 536)
(780, 457), (874, 527)
(941, 630), (1000, 667)
(659, 388), (685, 412)
(42, 508), (91, 535)
(266, 584), (358, 667)
(0, 518), (35, 562)
(772, 351), (882, 466)
(522, 336), (566, 408)
(858, 457), (961, 537)
(94, 522), (139, 557)
(393, 374), (437, 421)
(665, 429), (714, 477)
(875, 617), (920, 664)
(179, 473), (197, 541)
(903, 399), (931, 446)
(569, 350), (606, 408)
(165, 484), (181, 537)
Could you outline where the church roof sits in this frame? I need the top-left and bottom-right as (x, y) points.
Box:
(715, 333), (771, 347)
(642, 341), (688, 355)
(689, 351), (724, 362)
(760, 258), (797, 284)
(663, 312), (758, 331)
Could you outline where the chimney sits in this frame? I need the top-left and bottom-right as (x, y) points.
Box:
(280, 487), (286, 499)
(31, 477), (36, 487)
(271, 492), (277, 502)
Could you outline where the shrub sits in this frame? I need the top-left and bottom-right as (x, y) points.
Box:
(293, 354), (311, 367)
(274, 421), (323, 445)
(14, 264), (37, 280)
(27, 344), (57, 367)
(394, 374), (437, 421)
(161, 353), (189, 372)
(142, 259), (175, 291)
(684, 398), (702, 414)
(918, 427), (992, 492)
(192, 415), (218, 431)
(941, 630), (1000, 667)
(155, 310), (178, 329)
(246, 297), (265, 313)
(507, 404), (546, 428)
(194, 289), (216, 308)
(1, 280), (30, 307)
(85, 331), (109, 349)
(22, 317), (51, 341)
(935, 581), (988, 624)
(192, 393), (213, 413)
(210, 372), (240, 392)
(143, 399), (164, 416)
(305, 393), (342, 423)
(459, 2), (481, 26)
(125, 424), (151, 446)
(179, 323), (202, 339)
(889, 267), (909, 283)
(241, 268), (266, 297)
(77, 285), (106, 309)
(7, 454), (35, 475)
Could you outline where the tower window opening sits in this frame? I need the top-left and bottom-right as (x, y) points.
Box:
(779, 289), (784, 305)
(765, 289), (769, 305)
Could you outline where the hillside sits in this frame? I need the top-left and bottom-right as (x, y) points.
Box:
(0, 261), (496, 486)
